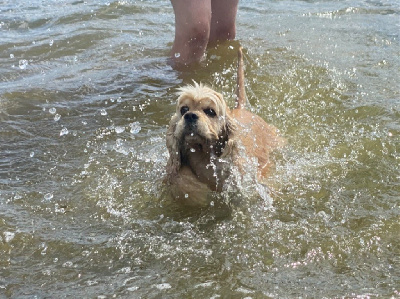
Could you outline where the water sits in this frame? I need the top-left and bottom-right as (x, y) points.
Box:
(0, 0), (399, 297)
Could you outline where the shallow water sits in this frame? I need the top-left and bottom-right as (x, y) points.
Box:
(0, 0), (399, 298)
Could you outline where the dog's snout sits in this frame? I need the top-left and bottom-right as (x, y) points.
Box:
(184, 112), (198, 123)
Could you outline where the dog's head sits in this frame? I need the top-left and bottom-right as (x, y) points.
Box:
(166, 82), (236, 176)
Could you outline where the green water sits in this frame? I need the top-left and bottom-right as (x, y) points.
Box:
(0, 0), (399, 297)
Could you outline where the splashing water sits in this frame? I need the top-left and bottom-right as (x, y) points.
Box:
(129, 122), (141, 134)
(0, 0), (398, 298)
(59, 127), (68, 136)
(115, 126), (125, 134)
(18, 59), (28, 69)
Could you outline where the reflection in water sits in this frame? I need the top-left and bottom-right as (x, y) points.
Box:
(0, 0), (399, 298)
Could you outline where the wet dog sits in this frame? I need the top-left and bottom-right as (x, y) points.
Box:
(165, 48), (284, 205)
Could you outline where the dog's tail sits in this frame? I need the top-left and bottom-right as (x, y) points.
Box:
(236, 47), (247, 109)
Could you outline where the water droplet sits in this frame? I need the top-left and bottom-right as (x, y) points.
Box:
(41, 243), (48, 255)
(49, 39), (54, 46)
(129, 122), (141, 134)
(19, 59), (28, 69)
(190, 148), (196, 153)
(54, 114), (61, 121)
(62, 261), (74, 268)
(10, 53), (14, 59)
(155, 283), (172, 290)
(184, 194), (189, 198)
(100, 109), (107, 116)
(60, 127), (69, 136)
(30, 151), (35, 157)
(44, 193), (53, 200)
(174, 52), (181, 58)
(115, 138), (123, 147)
(3, 232), (15, 243)
(115, 126), (125, 134)
(49, 107), (56, 114)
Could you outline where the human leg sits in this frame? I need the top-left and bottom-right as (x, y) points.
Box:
(209, 0), (239, 43)
(170, 0), (212, 66)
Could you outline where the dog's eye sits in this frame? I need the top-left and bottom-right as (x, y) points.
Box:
(203, 108), (216, 117)
(180, 106), (189, 116)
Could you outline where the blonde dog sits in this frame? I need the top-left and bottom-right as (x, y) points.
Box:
(165, 48), (284, 205)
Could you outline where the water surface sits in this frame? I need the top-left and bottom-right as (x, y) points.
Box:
(0, 0), (399, 297)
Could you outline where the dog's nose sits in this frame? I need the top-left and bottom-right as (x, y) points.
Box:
(184, 112), (198, 123)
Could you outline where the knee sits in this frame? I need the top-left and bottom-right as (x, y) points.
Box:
(189, 23), (210, 47)
(210, 22), (236, 42)
(178, 20), (211, 47)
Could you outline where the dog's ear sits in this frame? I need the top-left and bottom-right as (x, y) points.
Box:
(210, 91), (238, 157)
(225, 112), (237, 137)
(165, 116), (181, 180)
(218, 111), (237, 158)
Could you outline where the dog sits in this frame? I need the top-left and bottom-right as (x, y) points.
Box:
(165, 47), (284, 205)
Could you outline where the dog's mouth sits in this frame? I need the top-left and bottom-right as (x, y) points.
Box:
(186, 142), (204, 153)
(182, 122), (218, 141)
(182, 132), (209, 152)
(183, 131), (204, 144)
(183, 121), (198, 134)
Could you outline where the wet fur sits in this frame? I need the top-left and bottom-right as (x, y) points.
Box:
(165, 47), (284, 204)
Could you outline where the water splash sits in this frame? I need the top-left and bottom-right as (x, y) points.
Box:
(18, 59), (28, 69)
(60, 127), (69, 136)
(3, 232), (15, 243)
(155, 283), (172, 290)
(129, 122), (141, 134)
(44, 193), (53, 200)
(115, 126), (125, 134)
